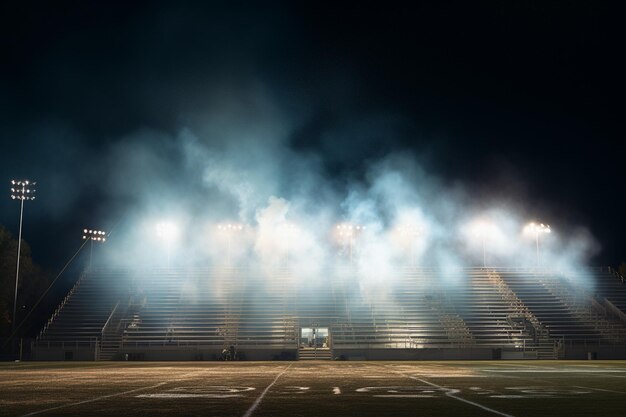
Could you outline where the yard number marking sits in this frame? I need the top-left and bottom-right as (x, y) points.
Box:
(137, 386), (255, 398)
(386, 366), (515, 417)
(20, 382), (167, 417)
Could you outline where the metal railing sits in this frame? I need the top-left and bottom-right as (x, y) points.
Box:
(607, 266), (626, 283)
(36, 338), (99, 349)
(101, 301), (120, 340)
(37, 271), (87, 341)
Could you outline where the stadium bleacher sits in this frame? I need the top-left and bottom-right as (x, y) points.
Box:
(33, 267), (626, 360)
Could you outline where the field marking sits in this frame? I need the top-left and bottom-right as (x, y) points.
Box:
(573, 386), (626, 394)
(19, 382), (167, 417)
(137, 385), (256, 399)
(0, 362), (126, 371)
(472, 365), (559, 386)
(137, 393), (244, 398)
(483, 369), (626, 373)
(242, 363), (293, 417)
(18, 367), (211, 416)
(387, 367), (515, 417)
(488, 363), (555, 369)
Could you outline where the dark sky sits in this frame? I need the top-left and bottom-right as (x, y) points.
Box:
(0, 1), (624, 268)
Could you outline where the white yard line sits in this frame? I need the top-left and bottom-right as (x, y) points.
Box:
(484, 369), (626, 373)
(1, 362), (124, 371)
(467, 364), (558, 386)
(19, 382), (167, 417)
(243, 363), (293, 417)
(387, 366), (515, 417)
(489, 363), (555, 369)
(574, 385), (626, 394)
(19, 367), (210, 417)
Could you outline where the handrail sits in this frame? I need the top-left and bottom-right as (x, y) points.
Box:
(37, 270), (87, 340)
(101, 301), (120, 341)
(608, 266), (626, 283)
(604, 298), (626, 324)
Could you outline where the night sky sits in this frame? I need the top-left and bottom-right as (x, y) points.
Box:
(0, 1), (624, 270)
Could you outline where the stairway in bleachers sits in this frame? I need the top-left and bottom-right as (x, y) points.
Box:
(36, 270), (131, 350)
(445, 270), (541, 352)
(498, 270), (626, 344)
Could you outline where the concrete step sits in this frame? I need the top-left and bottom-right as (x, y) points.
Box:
(299, 348), (332, 360)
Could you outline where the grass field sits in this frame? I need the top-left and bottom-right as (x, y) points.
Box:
(1, 361), (626, 416)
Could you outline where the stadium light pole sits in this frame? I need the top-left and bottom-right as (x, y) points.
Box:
(481, 234), (486, 268)
(524, 222), (551, 267)
(217, 223), (243, 266)
(10, 179), (36, 333)
(398, 225), (424, 267)
(156, 222), (178, 269)
(470, 220), (495, 268)
(82, 229), (106, 270)
(278, 222), (298, 266)
(336, 223), (365, 264)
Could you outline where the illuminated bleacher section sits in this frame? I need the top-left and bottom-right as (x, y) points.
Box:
(33, 267), (626, 360)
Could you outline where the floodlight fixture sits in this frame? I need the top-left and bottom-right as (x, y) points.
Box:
(82, 228), (107, 242)
(83, 228), (107, 269)
(156, 222), (179, 240)
(9, 179), (36, 333)
(10, 180), (36, 201)
(217, 223), (244, 232)
(336, 223), (365, 239)
(524, 222), (551, 267)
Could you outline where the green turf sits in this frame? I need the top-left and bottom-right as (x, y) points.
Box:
(1, 361), (626, 416)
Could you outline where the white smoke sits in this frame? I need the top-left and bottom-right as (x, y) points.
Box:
(91, 90), (600, 298)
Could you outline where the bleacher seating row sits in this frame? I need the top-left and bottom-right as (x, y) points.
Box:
(34, 266), (626, 359)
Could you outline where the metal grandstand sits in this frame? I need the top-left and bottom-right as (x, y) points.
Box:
(32, 267), (626, 360)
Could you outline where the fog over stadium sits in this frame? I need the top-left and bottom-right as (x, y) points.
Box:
(0, 2), (624, 331)
(83, 97), (600, 294)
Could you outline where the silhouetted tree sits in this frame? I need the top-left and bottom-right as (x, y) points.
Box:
(0, 225), (49, 337)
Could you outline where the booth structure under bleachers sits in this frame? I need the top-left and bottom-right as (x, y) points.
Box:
(32, 267), (626, 360)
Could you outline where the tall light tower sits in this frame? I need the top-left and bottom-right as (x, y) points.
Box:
(277, 222), (298, 266)
(10, 179), (36, 332)
(336, 223), (365, 264)
(469, 220), (496, 268)
(156, 222), (178, 269)
(524, 222), (551, 267)
(82, 229), (106, 269)
(397, 224), (424, 267)
(217, 223), (243, 266)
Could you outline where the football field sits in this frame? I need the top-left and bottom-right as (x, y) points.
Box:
(2, 361), (626, 416)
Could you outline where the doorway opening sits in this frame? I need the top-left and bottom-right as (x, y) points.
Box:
(299, 327), (332, 360)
